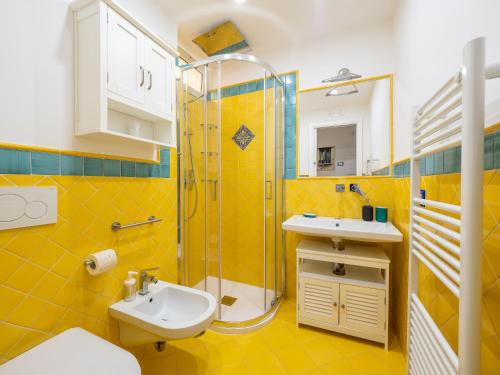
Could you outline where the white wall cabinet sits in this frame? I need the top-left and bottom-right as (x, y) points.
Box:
(107, 7), (146, 106)
(296, 240), (390, 348)
(145, 38), (175, 119)
(72, 0), (177, 148)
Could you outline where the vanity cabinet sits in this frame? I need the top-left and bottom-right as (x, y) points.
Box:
(297, 240), (389, 348)
(298, 277), (339, 325)
(338, 284), (386, 338)
(71, 0), (177, 148)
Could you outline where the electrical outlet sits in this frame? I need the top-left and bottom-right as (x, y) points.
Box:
(350, 184), (358, 192)
(335, 184), (345, 192)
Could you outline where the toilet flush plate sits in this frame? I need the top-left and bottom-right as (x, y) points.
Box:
(0, 187), (57, 230)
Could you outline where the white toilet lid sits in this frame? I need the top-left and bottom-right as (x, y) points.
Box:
(0, 327), (141, 375)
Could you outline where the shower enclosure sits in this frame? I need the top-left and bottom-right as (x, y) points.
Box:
(178, 54), (285, 331)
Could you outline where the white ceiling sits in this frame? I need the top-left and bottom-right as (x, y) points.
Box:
(153, 0), (398, 59)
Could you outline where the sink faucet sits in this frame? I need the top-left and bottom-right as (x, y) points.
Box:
(353, 185), (370, 205)
(139, 267), (159, 295)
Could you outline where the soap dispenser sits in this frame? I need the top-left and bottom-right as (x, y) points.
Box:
(124, 271), (138, 302)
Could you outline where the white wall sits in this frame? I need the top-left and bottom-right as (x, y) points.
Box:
(369, 79), (391, 168)
(220, 22), (395, 90)
(0, 0), (177, 160)
(393, 0), (500, 161)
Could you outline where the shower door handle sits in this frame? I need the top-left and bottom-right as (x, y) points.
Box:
(211, 180), (217, 201)
(266, 180), (273, 200)
(206, 179), (217, 201)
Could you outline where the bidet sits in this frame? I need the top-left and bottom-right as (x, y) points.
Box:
(109, 280), (216, 347)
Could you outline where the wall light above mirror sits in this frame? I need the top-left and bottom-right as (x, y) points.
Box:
(298, 75), (393, 178)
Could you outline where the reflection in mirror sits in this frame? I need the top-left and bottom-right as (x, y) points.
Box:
(298, 76), (392, 177)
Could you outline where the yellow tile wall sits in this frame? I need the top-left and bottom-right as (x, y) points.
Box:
(391, 171), (500, 373)
(0, 172), (178, 365)
(183, 89), (279, 289)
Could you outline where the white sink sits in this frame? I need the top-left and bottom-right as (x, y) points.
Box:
(282, 215), (403, 243)
(109, 281), (216, 346)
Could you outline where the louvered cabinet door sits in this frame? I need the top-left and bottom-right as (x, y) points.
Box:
(339, 284), (385, 337)
(298, 277), (339, 324)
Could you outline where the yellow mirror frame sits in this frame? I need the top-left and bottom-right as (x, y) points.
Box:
(296, 74), (394, 179)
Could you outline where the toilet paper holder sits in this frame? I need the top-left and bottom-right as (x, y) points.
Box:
(84, 259), (96, 270)
(84, 249), (117, 275)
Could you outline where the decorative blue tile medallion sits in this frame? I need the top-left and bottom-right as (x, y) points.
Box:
(232, 124), (255, 150)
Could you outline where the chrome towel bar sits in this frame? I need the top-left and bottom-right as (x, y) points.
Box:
(111, 216), (162, 231)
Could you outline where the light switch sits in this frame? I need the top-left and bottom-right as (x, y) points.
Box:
(0, 187), (57, 230)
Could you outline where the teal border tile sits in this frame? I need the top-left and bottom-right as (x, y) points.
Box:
(61, 155), (83, 176)
(103, 159), (121, 177)
(433, 152), (444, 175)
(485, 133), (494, 170)
(230, 86), (239, 96)
(160, 149), (170, 165)
(425, 155), (434, 175)
(0, 147), (172, 179)
(84, 157), (103, 176)
(495, 131), (500, 169)
(151, 164), (161, 178)
(420, 158), (426, 175)
(160, 164), (170, 178)
(0, 149), (31, 174)
(136, 163), (151, 177)
(284, 168), (295, 179)
(31, 152), (60, 175)
(247, 81), (258, 92)
(444, 148), (459, 174)
(211, 40), (249, 56)
(121, 161), (135, 177)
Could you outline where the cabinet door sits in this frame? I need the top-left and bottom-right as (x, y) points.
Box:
(298, 277), (339, 324)
(145, 38), (174, 119)
(107, 8), (145, 104)
(339, 284), (385, 337)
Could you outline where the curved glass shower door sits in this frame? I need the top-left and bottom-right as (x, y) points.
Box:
(179, 55), (284, 329)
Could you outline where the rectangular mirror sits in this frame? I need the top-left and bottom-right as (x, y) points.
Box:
(297, 75), (393, 177)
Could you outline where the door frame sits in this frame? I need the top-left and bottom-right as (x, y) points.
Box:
(308, 118), (363, 176)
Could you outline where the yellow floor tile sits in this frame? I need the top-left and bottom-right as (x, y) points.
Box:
(320, 358), (360, 374)
(274, 344), (318, 375)
(300, 336), (343, 367)
(137, 299), (407, 375)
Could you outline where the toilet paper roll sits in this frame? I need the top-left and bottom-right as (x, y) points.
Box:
(85, 249), (117, 276)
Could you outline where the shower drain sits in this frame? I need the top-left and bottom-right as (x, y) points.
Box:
(220, 295), (237, 306)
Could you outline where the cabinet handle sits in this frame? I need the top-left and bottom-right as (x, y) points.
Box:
(147, 71), (153, 90)
(139, 66), (145, 87)
(333, 302), (337, 307)
(341, 304), (345, 309)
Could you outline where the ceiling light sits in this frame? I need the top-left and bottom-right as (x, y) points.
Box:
(326, 84), (359, 97)
(234, 0), (246, 4)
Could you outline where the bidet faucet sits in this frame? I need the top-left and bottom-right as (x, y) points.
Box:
(139, 267), (159, 295)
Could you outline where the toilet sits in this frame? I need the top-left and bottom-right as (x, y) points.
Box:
(0, 328), (141, 375)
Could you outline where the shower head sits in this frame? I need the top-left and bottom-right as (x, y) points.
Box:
(326, 83), (358, 97)
(322, 68), (361, 83)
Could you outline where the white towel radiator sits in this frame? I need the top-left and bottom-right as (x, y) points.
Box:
(407, 37), (500, 375)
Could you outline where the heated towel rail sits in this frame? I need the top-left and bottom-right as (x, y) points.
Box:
(407, 37), (500, 375)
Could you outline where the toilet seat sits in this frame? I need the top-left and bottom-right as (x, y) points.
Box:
(0, 327), (141, 375)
